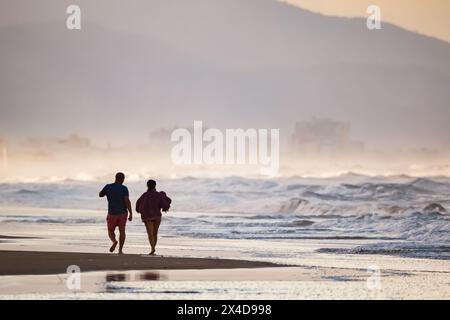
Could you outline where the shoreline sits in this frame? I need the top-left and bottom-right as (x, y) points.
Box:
(0, 250), (284, 276)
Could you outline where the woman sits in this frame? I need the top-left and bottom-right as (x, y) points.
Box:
(136, 179), (171, 255)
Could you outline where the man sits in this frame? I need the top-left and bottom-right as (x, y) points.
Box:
(99, 172), (133, 254)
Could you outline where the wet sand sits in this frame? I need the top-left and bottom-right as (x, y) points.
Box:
(0, 250), (282, 276)
(0, 235), (40, 239)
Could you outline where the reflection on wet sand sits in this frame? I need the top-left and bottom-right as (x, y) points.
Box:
(104, 271), (163, 293)
(137, 272), (161, 281)
(105, 273), (130, 282)
(105, 271), (162, 283)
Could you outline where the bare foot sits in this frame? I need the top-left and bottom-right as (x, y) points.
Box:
(109, 241), (118, 253)
(118, 251), (124, 255)
(150, 253), (163, 257)
(149, 250), (156, 256)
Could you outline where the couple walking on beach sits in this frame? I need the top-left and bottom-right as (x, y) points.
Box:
(99, 172), (171, 255)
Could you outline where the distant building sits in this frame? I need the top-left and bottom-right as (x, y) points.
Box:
(149, 128), (173, 145)
(290, 118), (364, 156)
(149, 128), (176, 151)
(21, 134), (91, 150)
(57, 134), (91, 148)
(18, 134), (93, 160)
(149, 125), (211, 149)
(0, 138), (7, 173)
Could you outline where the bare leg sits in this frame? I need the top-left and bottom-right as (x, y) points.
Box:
(145, 221), (156, 255)
(153, 219), (161, 249)
(118, 226), (126, 254)
(108, 229), (118, 253)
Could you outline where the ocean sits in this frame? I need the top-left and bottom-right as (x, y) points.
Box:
(0, 174), (449, 261)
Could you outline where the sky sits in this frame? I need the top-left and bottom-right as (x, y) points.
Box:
(282, 0), (450, 43)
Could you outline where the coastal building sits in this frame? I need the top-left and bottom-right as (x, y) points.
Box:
(290, 118), (364, 157)
(0, 138), (7, 174)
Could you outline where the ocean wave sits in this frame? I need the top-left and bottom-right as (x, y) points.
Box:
(2, 176), (450, 215)
(317, 242), (450, 260)
(161, 209), (450, 247)
(14, 189), (41, 195)
(0, 216), (103, 224)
